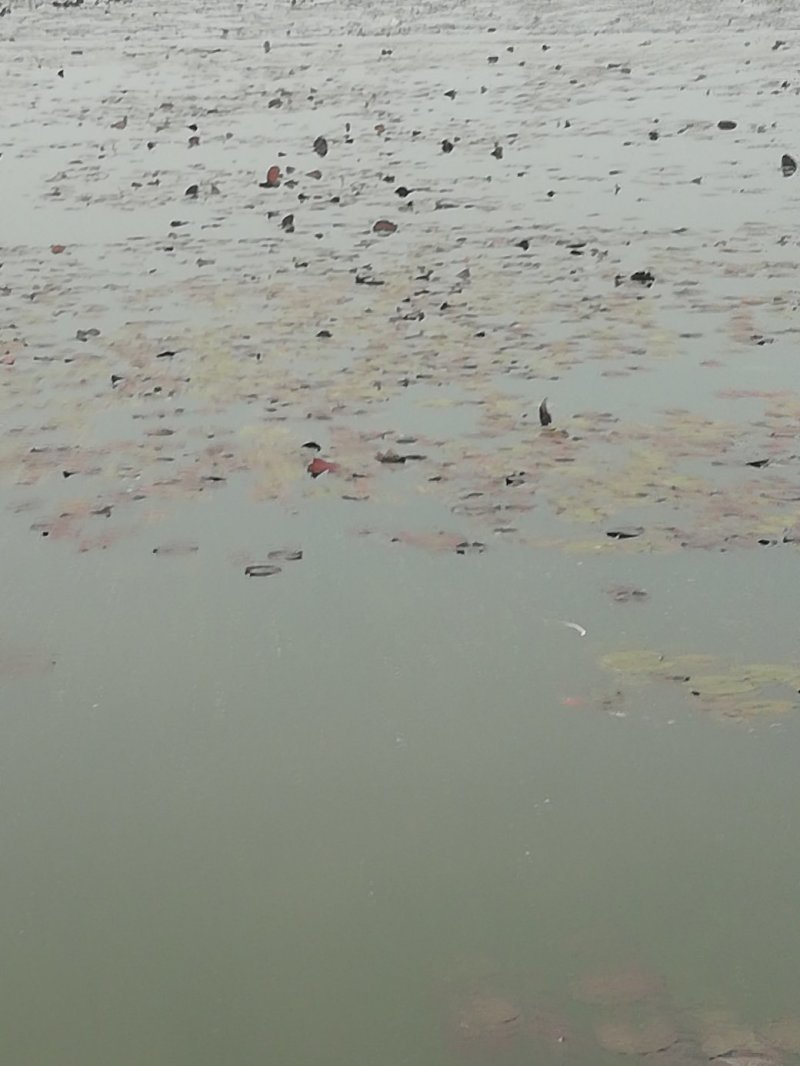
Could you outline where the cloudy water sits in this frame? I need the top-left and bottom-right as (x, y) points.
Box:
(1, 0), (800, 1062)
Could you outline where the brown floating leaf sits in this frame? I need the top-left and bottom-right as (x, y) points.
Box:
(391, 531), (466, 553)
(595, 1017), (677, 1056)
(695, 1011), (775, 1060)
(50, 244), (66, 254)
(267, 549), (303, 561)
(765, 1018), (800, 1053)
(372, 219), (398, 234)
(0, 641), (55, 678)
(454, 994), (521, 1049)
(573, 966), (664, 1006)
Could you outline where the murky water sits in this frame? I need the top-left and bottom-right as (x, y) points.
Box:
(2, 0), (800, 1062)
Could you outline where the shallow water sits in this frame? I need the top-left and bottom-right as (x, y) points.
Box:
(2, 0), (800, 1062)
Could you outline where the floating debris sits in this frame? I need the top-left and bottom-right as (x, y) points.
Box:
(244, 564), (282, 577)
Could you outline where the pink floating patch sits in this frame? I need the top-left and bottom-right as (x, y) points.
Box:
(307, 457), (338, 478)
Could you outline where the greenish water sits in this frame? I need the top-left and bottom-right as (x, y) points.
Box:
(1, 0), (800, 1062)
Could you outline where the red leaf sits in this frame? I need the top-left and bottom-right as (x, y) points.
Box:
(50, 244), (66, 254)
(307, 457), (338, 477)
(265, 165), (281, 187)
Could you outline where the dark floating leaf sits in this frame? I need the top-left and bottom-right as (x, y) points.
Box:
(245, 564), (282, 577)
(313, 135), (328, 157)
(745, 458), (770, 468)
(268, 549), (303, 562)
(62, 470), (78, 479)
(281, 214), (295, 232)
(302, 441), (322, 452)
(316, 329), (332, 338)
(395, 186), (411, 197)
(630, 270), (655, 286)
(156, 349), (176, 358)
(781, 153), (797, 177)
(539, 398), (552, 426)
(376, 450), (407, 464)
(491, 143), (503, 159)
(184, 184), (199, 198)
(607, 526), (645, 540)
(717, 120), (737, 130)
(441, 138), (455, 153)
(455, 540), (487, 555)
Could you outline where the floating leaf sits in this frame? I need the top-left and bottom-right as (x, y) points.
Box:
(595, 1018), (676, 1055)
(719, 699), (793, 720)
(695, 1011), (774, 1058)
(739, 663), (800, 687)
(152, 543), (199, 556)
(268, 548), (303, 562)
(607, 585), (649, 604)
(573, 966), (665, 1007)
(600, 650), (671, 676)
(307, 457), (338, 478)
(765, 1018), (800, 1053)
(607, 526), (645, 540)
(689, 675), (758, 699)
